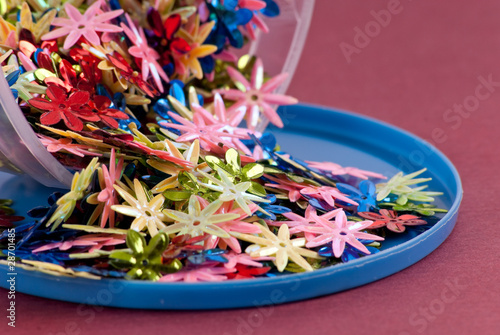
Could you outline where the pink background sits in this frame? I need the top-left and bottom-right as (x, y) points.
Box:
(3, 1), (500, 334)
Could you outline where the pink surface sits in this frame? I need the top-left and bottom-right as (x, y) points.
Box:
(2, 1), (500, 334)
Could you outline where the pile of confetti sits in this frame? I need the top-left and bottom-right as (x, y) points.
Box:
(0, 0), (448, 282)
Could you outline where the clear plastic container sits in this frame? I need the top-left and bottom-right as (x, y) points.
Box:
(0, 0), (315, 188)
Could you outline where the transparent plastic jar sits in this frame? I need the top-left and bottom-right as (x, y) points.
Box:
(0, 0), (315, 188)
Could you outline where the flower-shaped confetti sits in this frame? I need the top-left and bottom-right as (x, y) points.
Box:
(203, 199), (261, 253)
(29, 84), (99, 131)
(218, 58), (298, 129)
(174, 16), (217, 80)
(148, 139), (210, 193)
(390, 185), (443, 206)
(38, 135), (100, 158)
(146, 10), (190, 62)
(161, 111), (245, 150)
(358, 209), (428, 233)
(232, 223), (321, 272)
(277, 205), (343, 232)
(19, 2), (57, 42)
(104, 52), (158, 97)
(0, 208), (23, 229)
(306, 161), (387, 180)
(379, 202), (448, 216)
(87, 149), (124, 228)
(110, 230), (181, 281)
(256, 194), (291, 220)
(223, 251), (269, 269)
(163, 234), (209, 259)
(42, 2), (123, 50)
(199, 167), (270, 215)
(90, 95), (130, 129)
(238, 0), (271, 40)
(336, 180), (377, 212)
(205, 1), (252, 50)
(204, 147), (266, 196)
(9, 70), (47, 101)
(264, 174), (310, 202)
(33, 234), (125, 254)
(375, 168), (431, 201)
(0, 17), (17, 49)
(192, 93), (253, 154)
(111, 179), (170, 236)
(162, 195), (240, 238)
(47, 158), (100, 230)
(159, 264), (235, 282)
(121, 14), (170, 92)
(300, 185), (359, 208)
(296, 210), (383, 257)
(226, 264), (271, 279)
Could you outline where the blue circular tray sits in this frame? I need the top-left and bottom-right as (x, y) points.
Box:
(0, 104), (462, 309)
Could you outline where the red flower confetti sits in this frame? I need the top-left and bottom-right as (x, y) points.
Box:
(29, 84), (99, 131)
(147, 10), (191, 66)
(0, 210), (23, 228)
(107, 52), (158, 97)
(358, 209), (427, 233)
(89, 95), (129, 129)
(226, 264), (271, 279)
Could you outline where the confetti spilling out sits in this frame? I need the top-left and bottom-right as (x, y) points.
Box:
(0, 0), (448, 282)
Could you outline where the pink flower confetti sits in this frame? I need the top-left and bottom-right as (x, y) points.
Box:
(159, 264), (236, 282)
(223, 251), (269, 269)
(296, 210), (383, 257)
(200, 198), (261, 253)
(192, 93), (253, 154)
(32, 234), (125, 253)
(96, 149), (124, 228)
(238, 0), (269, 40)
(38, 134), (101, 157)
(42, 2), (123, 50)
(162, 110), (246, 151)
(300, 185), (359, 207)
(121, 14), (169, 93)
(217, 58), (297, 129)
(264, 174), (310, 202)
(306, 161), (387, 180)
(277, 205), (344, 234)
